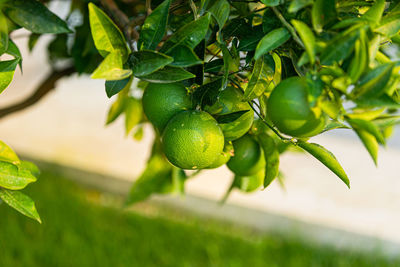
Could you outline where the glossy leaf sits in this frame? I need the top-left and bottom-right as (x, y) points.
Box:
(6, 39), (22, 71)
(91, 50), (132, 80)
(291, 20), (315, 64)
(215, 110), (249, 124)
(193, 77), (223, 108)
(129, 50), (173, 77)
(0, 161), (37, 190)
(208, 0), (230, 30)
(0, 188), (41, 223)
(352, 63), (394, 98)
(355, 94), (400, 109)
(237, 26), (265, 51)
(347, 118), (385, 145)
(124, 97), (142, 135)
(288, 0), (313, 13)
(0, 59), (19, 94)
(167, 45), (202, 67)
(362, 0), (385, 26)
(0, 141), (20, 165)
(138, 66), (195, 83)
(353, 128), (379, 165)
(260, 0), (280, 7)
(254, 28), (290, 60)
(298, 141), (350, 188)
(3, 0), (71, 34)
(160, 14), (211, 53)
(312, 0), (336, 32)
(258, 134), (280, 188)
(348, 30), (368, 83)
(105, 76), (131, 98)
(244, 54), (274, 100)
(88, 3), (128, 58)
(106, 95), (126, 125)
(375, 13), (400, 37)
(138, 0), (171, 50)
(0, 12), (8, 55)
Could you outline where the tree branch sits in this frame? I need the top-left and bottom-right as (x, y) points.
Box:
(0, 66), (75, 120)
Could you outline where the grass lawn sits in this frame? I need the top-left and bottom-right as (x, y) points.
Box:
(0, 166), (399, 267)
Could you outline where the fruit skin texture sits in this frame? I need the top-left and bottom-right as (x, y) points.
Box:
(206, 87), (254, 141)
(142, 83), (192, 133)
(227, 134), (265, 176)
(267, 77), (326, 138)
(162, 110), (225, 170)
(206, 142), (233, 169)
(234, 169), (265, 192)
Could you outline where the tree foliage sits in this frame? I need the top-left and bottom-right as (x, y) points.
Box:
(1, 0), (400, 221)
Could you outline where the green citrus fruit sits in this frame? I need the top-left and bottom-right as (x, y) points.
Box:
(206, 86), (254, 141)
(142, 83), (192, 132)
(234, 169), (265, 192)
(227, 134), (265, 176)
(162, 110), (225, 170)
(206, 142), (233, 169)
(267, 77), (326, 138)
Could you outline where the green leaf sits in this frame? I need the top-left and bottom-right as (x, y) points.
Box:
(139, 66), (195, 83)
(312, 0), (336, 32)
(160, 14), (211, 53)
(375, 13), (400, 37)
(0, 12), (8, 55)
(208, 0), (230, 30)
(105, 76), (131, 98)
(88, 3), (128, 58)
(106, 94), (126, 125)
(215, 110), (249, 124)
(288, 0), (313, 13)
(237, 26), (265, 51)
(321, 121), (351, 133)
(244, 54), (274, 100)
(6, 39), (22, 70)
(20, 161), (40, 177)
(258, 134), (279, 188)
(167, 45), (202, 67)
(0, 161), (37, 190)
(260, 0), (281, 7)
(348, 30), (368, 83)
(254, 28), (290, 60)
(373, 115), (400, 128)
(352, 63), (394, 98)
(124, 97), (142, 135)
(291, 20), (315, 64)
(91, 50), (132, 80)
(129, 50), (173, 77)
(347, 118), (385, 145)
(192, 77), (223, 108)
(204, 59), (224, 73)
(320, 26), (361, 65)
(28, 33), (41, 52)
(298, 141), (350, 188)
(0, 141), (20, 165)
(353, 128), (379, 165)
(0, 188), (41, 223)
(3, 0), (71, 34)
(126, 155), (173, 204)
(0, 59), (18, 94)
(138, 0), (171, 50)
(362, 0), (385, 27)
(355, 94), (400, 109)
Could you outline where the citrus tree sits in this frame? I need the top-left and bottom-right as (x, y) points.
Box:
(1, 0), (400, 222)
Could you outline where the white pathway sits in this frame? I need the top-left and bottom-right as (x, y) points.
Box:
(1, 35), (400, 250)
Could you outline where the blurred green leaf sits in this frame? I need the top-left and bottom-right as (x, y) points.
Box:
(258, 134), (279, 188)
(0, 59), (18, 94)
(167, 45), (202, 67)
(193, 77), (223, 108)
(348, 30), (368, 83)
(6, 39), (22, 71)
(254, 28), (290, 60)
(124, 97), (142, 135)
(88, 3), (128, 58)
(28, 33), (41, 52)
(138, 0), (171, 50)
(347, 118), (385, 145)
(244, 54), (274, 100)
(355, 94), (400, 109)
(353, 128), (379, 165)
(91, 50), (132, 80)
(0, 162), (36, 190)
(106, 94), (126, 125)
(105, 76), (131, 98)
(321, 121), (350, 133)
(208, 0), (230, 30)
(352, 63), (394, 98)
(260, 0), (280, 7)
(0, 141), (20, 165)
(288, 0), (313, 13)
(3, 0), (71, 34)
(291, 20), (315, 64)
(215, 110), (249, 124)
(139, 66), (195, 83)
(375, 13), (400, 37)
(312, 0), (336, 32)
(20, 161), (40, 177)
(0, 188), (41, 223)
(298, 141), (350, 188)
(362, 0), (385, 27)
(0, 12), (8, 55)
(161, 14), (211, 53)
(129, 50), (173, 77)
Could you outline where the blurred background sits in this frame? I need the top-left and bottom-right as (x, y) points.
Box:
(1, 2), (400, 266)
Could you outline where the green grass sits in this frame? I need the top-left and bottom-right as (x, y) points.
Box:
(0, 167), (399, 267)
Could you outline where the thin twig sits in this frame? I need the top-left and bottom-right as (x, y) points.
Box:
(146, 0), (152, 15)
(0, 66), (75, 119)
(271, 7), (305, 49)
